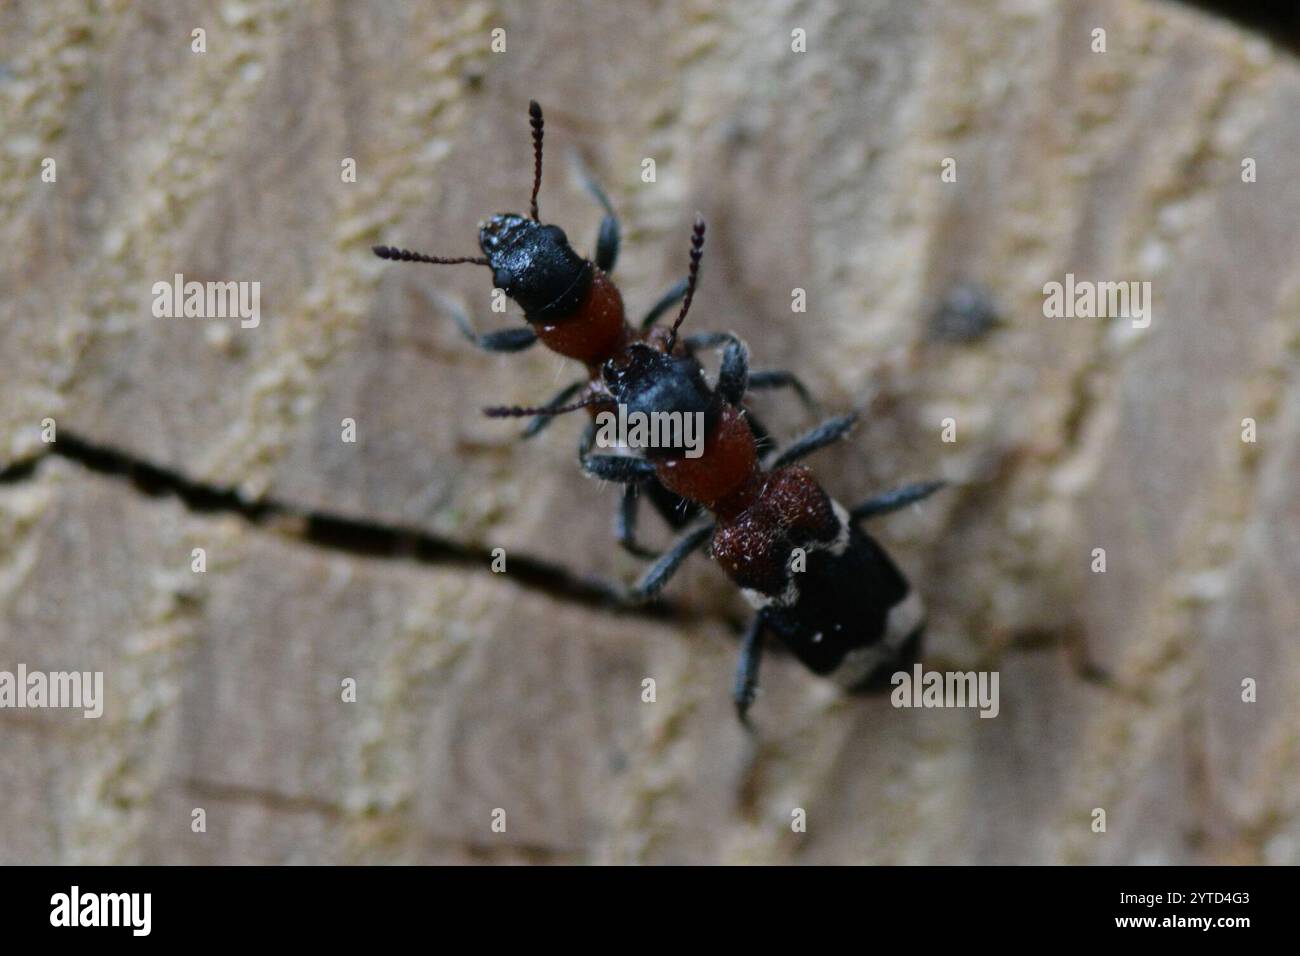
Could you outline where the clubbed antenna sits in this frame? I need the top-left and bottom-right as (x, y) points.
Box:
(373, 246), (488, 266)
(665, 215), (706, 353)
(483, 395), (597, 419)
(528, 100), (545, 221)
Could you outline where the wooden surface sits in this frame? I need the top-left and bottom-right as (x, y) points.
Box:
(1, 0), (1298, 864)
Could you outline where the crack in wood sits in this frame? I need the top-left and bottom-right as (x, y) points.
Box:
(0, 431), (686, 622)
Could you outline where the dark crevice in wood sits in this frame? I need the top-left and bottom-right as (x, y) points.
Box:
(1, 431), (684, 622)
(4, 434), (1099, 673)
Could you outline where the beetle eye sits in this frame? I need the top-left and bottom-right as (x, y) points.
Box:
(493, 268), (514, 289)
(544, 225), (568, 245)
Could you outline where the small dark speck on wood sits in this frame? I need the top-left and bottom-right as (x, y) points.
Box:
(929, 281), (1000, 343)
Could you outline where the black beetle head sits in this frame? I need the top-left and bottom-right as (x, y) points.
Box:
(478, 214), (592, 320)
(602, 344), (721, 457)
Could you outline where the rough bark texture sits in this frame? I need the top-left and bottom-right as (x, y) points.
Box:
(1, 0), (1298, 864)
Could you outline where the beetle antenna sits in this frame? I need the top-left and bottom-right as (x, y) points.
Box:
(528, 100), (544, 221)
(483, 396), (597, 419)
(373, 246), (488, 267)
(665, 214), (706, 353)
